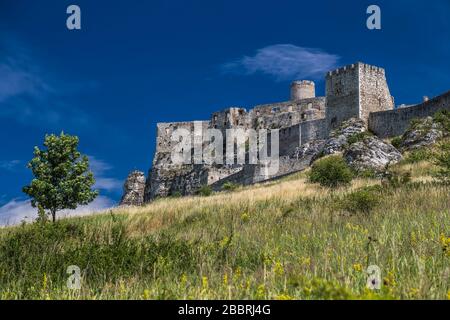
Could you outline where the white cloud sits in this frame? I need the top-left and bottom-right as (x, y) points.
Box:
(222, 44), (340, 81)
(89, 156), (123, 193)
(0, 196), (116, 227)
(94, 177), (122, 193)
(0, 160), (22, 171)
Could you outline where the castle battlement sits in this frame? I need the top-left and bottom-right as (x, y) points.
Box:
(326, 62), (385, 77)
(326, 63), (358, 76)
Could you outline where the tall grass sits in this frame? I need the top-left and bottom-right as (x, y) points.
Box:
(0, 162), (449, 300)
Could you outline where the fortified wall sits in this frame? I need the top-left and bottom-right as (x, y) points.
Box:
(121, 62), (450, 205)
(369, 91), (450, 138)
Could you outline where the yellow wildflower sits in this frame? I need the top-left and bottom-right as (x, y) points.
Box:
(142, 289), (151, 300)
(222, 273), (228, 286)
(353, 263), (363, 272)
(273, 261), (284, 276)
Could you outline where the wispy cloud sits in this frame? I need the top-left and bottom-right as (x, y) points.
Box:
(89, 156), (123, 193)
(0, 160), (22, 171)
(0, 61), (50, 103)
(222, 44), (340, 81)
(0, 41), (92, 128)
(0, 196), (115, 226)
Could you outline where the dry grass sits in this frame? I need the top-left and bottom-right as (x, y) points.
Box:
(0, 160), (449, 299)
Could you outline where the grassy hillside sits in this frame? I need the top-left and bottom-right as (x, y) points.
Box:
(0, 160), (449, 300)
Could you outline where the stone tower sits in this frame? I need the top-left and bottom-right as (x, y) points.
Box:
(325, 62), (394, 129)
(290, 80), (315, 101)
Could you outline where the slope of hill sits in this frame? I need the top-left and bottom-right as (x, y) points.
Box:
(0, 158), (449, 300)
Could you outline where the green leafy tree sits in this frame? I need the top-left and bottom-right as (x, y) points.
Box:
(23, 132), (98, 222)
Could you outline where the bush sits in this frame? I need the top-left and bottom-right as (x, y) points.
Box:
(404, 148), (433, 164)
(347, 132), (372, 145)
(309, 155), (353, 188)
(338, 186), (382, 215)
(391, 136), (403, 149)
(222, 182), (240, 192)
(196, 185), (213, 196)
(170, 191), (182, 198)
(434, 141), (450, 184)
(433, 110), (450, 132)
(356, 168), (378, 179)
(382, 168), (412, 188)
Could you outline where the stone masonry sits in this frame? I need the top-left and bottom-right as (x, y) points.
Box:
(120, 61), (450, 206)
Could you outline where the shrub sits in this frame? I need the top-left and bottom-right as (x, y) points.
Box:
(433, 110), (450, 132)
(356, 168), (378, 179)
(434, 141), (450, 184)
(347, 131), (372, 145)
(382, 167), (412, 188)
(196, 185), (213, 196)
(391, 136), (403, 149)
(308, 155), (353, 188)
(170, 191), (182, 198)
(404, 148), (433, 164)
(338, 186), (382, 214)
(222, 182), (240, 192)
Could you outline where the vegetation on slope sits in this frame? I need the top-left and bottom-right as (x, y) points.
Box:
(0, 160), (449, 300)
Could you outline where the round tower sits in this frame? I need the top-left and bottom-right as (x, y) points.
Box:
(290, 80), (315, 101)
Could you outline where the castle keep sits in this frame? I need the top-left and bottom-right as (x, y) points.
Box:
(121, 62), (450, 205)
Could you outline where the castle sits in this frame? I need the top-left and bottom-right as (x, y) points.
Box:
(120, 62), (450, 206)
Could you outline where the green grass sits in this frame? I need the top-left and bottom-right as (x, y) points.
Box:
(0, 162), (449, 300)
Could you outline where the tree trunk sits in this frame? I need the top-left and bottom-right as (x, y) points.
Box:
(51, 210), (56, 223)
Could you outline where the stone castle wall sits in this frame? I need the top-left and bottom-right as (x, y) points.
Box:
(359, 63), (394, 123)
(121, 61), (450, 206)
(325, 64), (360, 130)
(369, 90), (450, 138)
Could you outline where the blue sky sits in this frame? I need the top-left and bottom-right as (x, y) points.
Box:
(0, 0), (449, 224)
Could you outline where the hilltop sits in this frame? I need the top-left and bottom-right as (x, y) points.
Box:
(0, 147), (449, 299)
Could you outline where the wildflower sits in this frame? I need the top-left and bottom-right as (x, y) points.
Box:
(222, 273), (228, 286)
(233, 267), (242, 281)
(408, 288), (419, 298)
(180, 273), (188, 285)
(202, 276), (209, 290)
(300, 256), (311, 267)
(383, 271), (397, 288)
(255, 284), (266, 299)
(353, 263), (363, 272)
(219, 236), (230, 248)
(273, 261), (284, 276)
(142, 289), (151, 300)
(241, 212), (250, 223)
(439, 233), (450, 256)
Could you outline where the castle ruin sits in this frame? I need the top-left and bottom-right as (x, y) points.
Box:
(120, 62), (450, 205)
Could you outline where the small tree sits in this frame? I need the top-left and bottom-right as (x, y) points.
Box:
(308, 155), (353, 188)
(23, 132), (98, 222)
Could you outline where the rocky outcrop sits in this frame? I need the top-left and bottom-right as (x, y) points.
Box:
(322, 118), (367, 156)
(311, 118), (402, 173)
(344, 136), (402, 173)
(120, 171), (146, 206)
(399, 116), (446, 151)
